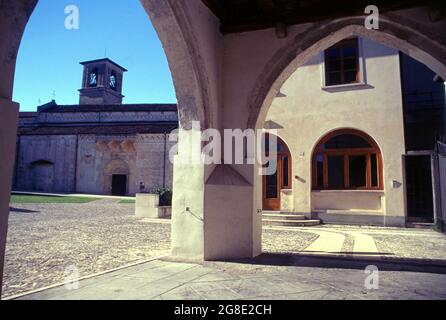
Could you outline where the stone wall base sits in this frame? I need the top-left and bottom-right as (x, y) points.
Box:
(313, 211), (406, 227)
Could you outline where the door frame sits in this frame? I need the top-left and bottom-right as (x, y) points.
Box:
(404, 151), (439, 223)
(112, 174), (128, 196)
(262, 135), (292, 211)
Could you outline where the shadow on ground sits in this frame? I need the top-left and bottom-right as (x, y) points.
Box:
(214, 252), (446, 275)
(9, 207), (40, 214)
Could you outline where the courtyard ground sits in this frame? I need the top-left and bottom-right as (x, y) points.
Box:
(3, 198), (170, 298)
(3, 197), (446, 299)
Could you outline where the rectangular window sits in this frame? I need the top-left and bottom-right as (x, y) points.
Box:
(371, 154), (378, 187)
(316, 155), (324, 188)
(282, 156), (289, 188)
(324, 39), (360, 86)
(349, 155), (367, 188)
(328, 155), (344, 189)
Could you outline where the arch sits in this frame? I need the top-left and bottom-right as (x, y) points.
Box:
(30, 160), (54, 192)
(311, 128), (383, 191)
(0, 1), (37, 100)
(104, 159), (130, 196)
(104, 159), (130, 176)
(140, 0), (211, 129)
(1, 0), (209, 129)
(88, 68), (99, 88)
(248, 16), (446, 129)
(109, 70), (117, 90)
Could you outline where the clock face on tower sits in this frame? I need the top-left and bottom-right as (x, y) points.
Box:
(109, 74), (117, 90)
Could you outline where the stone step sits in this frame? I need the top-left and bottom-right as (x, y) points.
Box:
(262, 213), (306, 220)
(263, 219), (321, 227)
(263, 211), (308, 215)
(406, 222), (434, 229)
(313, 209), (383, 214)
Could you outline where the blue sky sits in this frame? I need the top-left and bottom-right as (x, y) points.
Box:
(13, 0), (176, 111)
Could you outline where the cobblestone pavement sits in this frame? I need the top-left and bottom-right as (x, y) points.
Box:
(3, 201), (170, 298)
(264, 225), (446, 262)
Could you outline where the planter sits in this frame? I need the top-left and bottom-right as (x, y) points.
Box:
(135, 193), (171, 219)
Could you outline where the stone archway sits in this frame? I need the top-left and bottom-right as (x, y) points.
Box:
(1, 0), (446, 298)
(247, 17), (446, 130)
(103, 159), (130, 196)
(140, 0), (214, 130)
(0, 0), (215, 294)
(244, 16), (446, 246)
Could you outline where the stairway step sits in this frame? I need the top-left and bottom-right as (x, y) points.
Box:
(406, 222), (434, 229)
(262, 213), (306, 220)
(263, 219), (321, 227)
(263, 211), (308, 216)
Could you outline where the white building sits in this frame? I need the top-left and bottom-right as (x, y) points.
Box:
(263, 37), (445, 226)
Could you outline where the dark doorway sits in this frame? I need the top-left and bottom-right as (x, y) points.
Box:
(262, 135), (292, 211)
(112, 175), (127, 196)
(405, 155), (434, 222)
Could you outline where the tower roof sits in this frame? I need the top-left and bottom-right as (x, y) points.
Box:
(80, 58), (128, 72)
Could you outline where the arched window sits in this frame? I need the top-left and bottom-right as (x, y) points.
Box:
(312, 129), (383, 190)
(109, 71), (117, 90)
(88, 68), (98, 87)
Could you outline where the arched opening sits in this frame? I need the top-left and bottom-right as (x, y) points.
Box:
(312, 129), (383, 191)
(30, 160), (54, 192)
(262, 134), (292, 211)
(88, 68), (99, 88)
(1, 1), (446, 299)
(249, 23), (446, 130)
(257, 31), (445, 232)
(1, 0), (194, 298)
(104, 159), (130, 196)
(109, 71), (117, 91)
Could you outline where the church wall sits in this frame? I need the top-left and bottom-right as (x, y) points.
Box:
(15, 135), (77, 193)
(135, 134), (175, 193)
(264, 38), (406, 226)
(77, 135), (137, 195)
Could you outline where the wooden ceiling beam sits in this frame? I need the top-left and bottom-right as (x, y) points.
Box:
(202, 0), (430, 34)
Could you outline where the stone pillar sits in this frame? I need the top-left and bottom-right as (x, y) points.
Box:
(0, 99), (19, 297)
(204, 164), (262, 260)
(170, 128), (263, 261)
(171, 128), (206, 261)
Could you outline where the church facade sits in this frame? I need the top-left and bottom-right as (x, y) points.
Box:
(14, 58), (178, 196)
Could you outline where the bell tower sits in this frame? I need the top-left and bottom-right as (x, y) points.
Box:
(79, 58), (127, 105)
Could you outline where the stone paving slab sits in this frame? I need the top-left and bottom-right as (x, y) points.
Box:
(303, 230), (345, 254)
(14, 257), (446, 300)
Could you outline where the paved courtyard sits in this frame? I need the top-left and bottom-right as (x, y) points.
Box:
(14, 257), (446, 300)
(3, 199), (170, 298)
(3, 198), (446, 300)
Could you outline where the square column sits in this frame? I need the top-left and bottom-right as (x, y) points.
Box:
(170, 129), (262, 261)
(0, 99), (19, 297)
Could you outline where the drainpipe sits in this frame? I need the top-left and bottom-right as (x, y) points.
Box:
(74, 135), (79, 192)
(163, 132), (167, 188)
